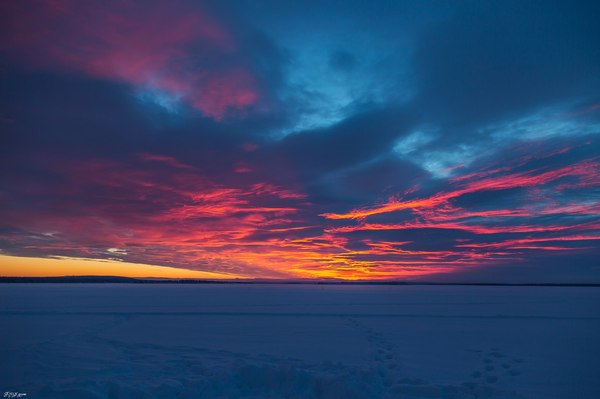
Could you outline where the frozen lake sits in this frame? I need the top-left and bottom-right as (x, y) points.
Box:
(1, 284), (599, 398)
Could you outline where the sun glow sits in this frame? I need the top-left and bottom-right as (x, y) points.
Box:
(0, 255), (241, 279)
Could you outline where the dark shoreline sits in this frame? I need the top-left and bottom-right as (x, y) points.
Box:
(0, 276), (598, 287)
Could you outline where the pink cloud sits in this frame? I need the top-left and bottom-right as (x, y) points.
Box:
(1, 0), (260, 119)
(321, 159), (600, 220)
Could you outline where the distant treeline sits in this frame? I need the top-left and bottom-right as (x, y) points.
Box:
(0, 276), (598, 287)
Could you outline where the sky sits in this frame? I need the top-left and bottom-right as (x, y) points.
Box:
(1, 0), (599, 282)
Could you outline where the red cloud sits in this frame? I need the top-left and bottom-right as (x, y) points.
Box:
(2, 147), (599, 280)
(318, 152), (600, 275)
(321, 159), (600, 220)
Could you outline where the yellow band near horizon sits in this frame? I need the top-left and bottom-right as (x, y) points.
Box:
(0, 254), (239, 279)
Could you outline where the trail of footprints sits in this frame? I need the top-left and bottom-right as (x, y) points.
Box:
(346, 318), (525, 398)
(345, 317), (401, 386)
(471, 348), (522, 385)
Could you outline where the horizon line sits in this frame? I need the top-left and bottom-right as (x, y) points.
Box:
(1, 275), (599, 287)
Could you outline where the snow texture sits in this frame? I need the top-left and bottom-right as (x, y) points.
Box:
(1, 284), (599, 398)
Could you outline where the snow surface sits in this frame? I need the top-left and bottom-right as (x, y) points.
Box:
(1, 284), (599, 398)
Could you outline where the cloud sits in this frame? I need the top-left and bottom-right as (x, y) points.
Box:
(1, 0), (599, 282)
(412, 0), (600, 127)
(277, 106), (414, 180)
(0, 154), (310, 277)
(317, 143), (600, 275)
(329, 50), (357, 71)
(0, 0), (270, 119)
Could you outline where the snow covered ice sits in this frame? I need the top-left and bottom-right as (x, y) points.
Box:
(1, 284), (599, 398)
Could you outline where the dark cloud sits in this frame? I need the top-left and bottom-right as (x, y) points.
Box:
(278, 106), (414, 178)
(413, 0), (600, 128)
(1, 0), (599, 281)
(329, 50), (357, 71)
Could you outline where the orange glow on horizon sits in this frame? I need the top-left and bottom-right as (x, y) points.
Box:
(0, 254), (454, 281)
(0, 254), (243, 279)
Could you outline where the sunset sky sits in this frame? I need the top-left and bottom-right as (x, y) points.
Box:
(1, 0), (599, 281)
